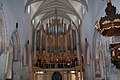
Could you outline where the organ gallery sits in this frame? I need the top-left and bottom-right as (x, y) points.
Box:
(31, 15), (83, 80)
(34, 16), (78, 68)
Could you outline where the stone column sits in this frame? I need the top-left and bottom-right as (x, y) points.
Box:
(45, 35), (48, 60)
(85, 64), (93, 80)
(22, 65), (29, 80)
(61, 72), (64, 80)
(0, 53), (7, 80)
(12, 61), (21, 80)
(80, 57), (83, 80)
(67, 71), (69, 80)
(75, 71), (79, 80)
(118, 69), (120, 80)
(43, 71), (47, 80)
(34, 73), (37, 80)
(69, 71), (72, 80)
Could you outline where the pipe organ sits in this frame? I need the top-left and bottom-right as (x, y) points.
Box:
(36, 17), (77, 65)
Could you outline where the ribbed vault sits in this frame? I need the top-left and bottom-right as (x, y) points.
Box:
(41, 11), (72, 22)
(25, 0), (87, 28)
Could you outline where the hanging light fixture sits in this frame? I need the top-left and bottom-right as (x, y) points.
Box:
(109, 43), (120, 69)
(95, 1), (120, 36)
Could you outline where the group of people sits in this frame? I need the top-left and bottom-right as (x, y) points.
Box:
(35, 57), (79, 69)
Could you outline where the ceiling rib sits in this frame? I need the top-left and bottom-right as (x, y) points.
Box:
(36, 2), (76, 12)
(41, 11), (72, 22)
(25, 0), (87, 27)
(32, 8), (78, 20)
(32, 0), (81, 20)
(25, 0), (87, 9)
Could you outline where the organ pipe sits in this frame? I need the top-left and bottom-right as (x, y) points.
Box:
(36, 17), (77, 59)
(46, 23), (48, 34)
(36, 30), (40, 50)
(39, 30), (42, 53)
(43, 30), (46, 51)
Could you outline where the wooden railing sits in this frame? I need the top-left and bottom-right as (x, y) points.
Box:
(35, 61), (79, 69)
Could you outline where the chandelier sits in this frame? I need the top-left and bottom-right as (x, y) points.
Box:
(109, 43), (120, 69)
(95, 2), (120, 36)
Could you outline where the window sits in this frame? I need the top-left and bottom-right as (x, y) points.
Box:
(28, 5), (31, 14)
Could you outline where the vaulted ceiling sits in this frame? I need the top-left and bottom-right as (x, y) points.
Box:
(25, 0), (88, 28)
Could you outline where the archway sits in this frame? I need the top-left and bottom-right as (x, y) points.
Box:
(6, 23), (20, 80)
(52, 71), (62, 80)
(0, 6), (9, 80)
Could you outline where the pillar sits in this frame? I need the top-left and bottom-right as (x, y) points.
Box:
(75, 71), (79, 80)
(22, 65), (29, 80)
(85, 64), (93, 80)
(12, 61), (21, 80)
(118, 69), (120, 80)
(0, 52), (7, 80)
(69, 71), (72, 80)
(67, 71), (69, 80)
(35, 73), (37, 80)
(61, 72), (64, 80)
(43, 71), (47, 80)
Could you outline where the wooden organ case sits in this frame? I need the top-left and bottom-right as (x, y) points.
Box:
(35, 17), (77, 67)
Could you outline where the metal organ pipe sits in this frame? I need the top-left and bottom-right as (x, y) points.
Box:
(70, 29), (73, 52)
(61, 23), (63, 34)
(64, 24), (66, 34)
(48, 23), (50, 34)
(50, 24), (52, 35)
(52, 23), (54, 35)
(36, 30), (40, 50)
(43, 30), (46, 51)
(62, 23), (64, 34)
(37, 17), (77, 55)
(74, 30), (77, 50)
(46, 24), (47, 33)
(58, 24), (61, 35)
(72, 30), (76, 51)
(55, 22), (57, 36)
(40, 29), (42, 53)
(68, 29), (71, 51)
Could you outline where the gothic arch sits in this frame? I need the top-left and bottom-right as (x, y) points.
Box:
(6, 27), (20, 79)
(52, 71), (62, 80)
(9, 28), (20, 61)
(92, 29), (118, 79)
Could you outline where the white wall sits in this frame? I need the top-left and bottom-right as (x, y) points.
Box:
(80, 0), (120, 80)
(80, 0), (106, 51)
(0, 0), (32, 49)
(80, 0), (120, 57)
(0, 0), (32, 79)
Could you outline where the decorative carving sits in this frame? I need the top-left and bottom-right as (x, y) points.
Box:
(95, 2), (120, 36)
(35, 17), (77, 68)
(109, 43), (120, 69)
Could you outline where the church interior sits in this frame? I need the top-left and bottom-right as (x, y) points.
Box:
(0, 0), (120, 80)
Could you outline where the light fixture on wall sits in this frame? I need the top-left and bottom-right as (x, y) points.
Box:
(95, 2), (120, 36)
(109, 43), (120, 69)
